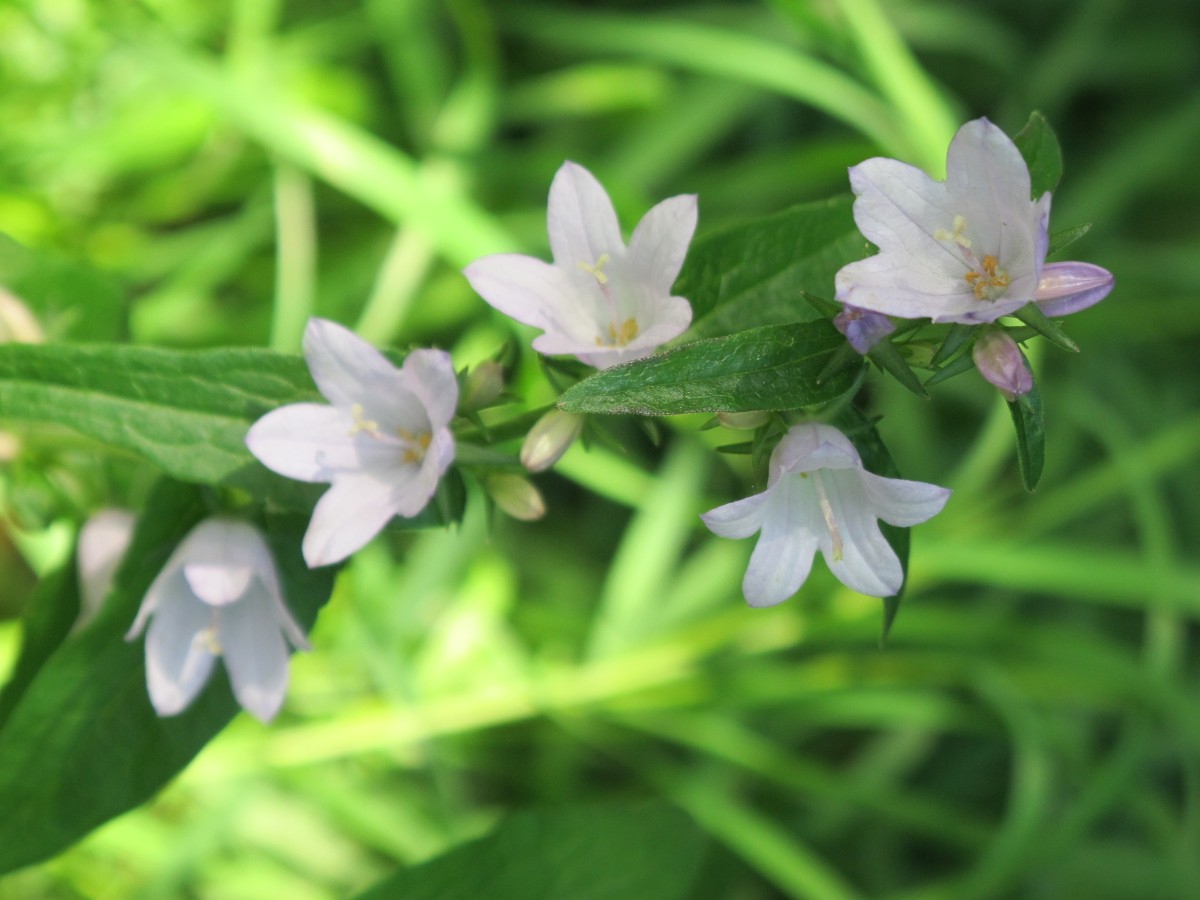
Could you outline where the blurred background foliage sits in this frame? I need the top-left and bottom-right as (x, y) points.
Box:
(0, 0), (1198, 896)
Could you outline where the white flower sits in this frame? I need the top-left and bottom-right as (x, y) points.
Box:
(463, 161), (697, 369)
(75, 508), (136, 631)
(701, 423), (950, 604)
(835, 118), (1053, 325)
(125, 517), (309, 723)
(245, 318), (457, 567)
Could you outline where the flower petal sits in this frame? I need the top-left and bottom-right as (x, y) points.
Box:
(1034, 261), (1114, 316)
(245, 403), (358, 483)
(547, 161), (623, 270)
(701, 490), (772, 540)
(626, 194), (698, 294)
(303, 317), (404, 410)
(859, 471), (951, 527)
(302, 474), (409, 567)
(402, 348), (459, 432)
(217, 582), (292, 723)
(816, 473), (903, 597)
(77, 509), (135, 629)
(972, 328), (1032, 399)
(944, 118), (1033, 256)
(142, 572), (218, 716)
(464, 253), (594, 338)
(740, 480), (820, 606)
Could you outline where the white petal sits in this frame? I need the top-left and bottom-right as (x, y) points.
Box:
(77, 509), (136, 628)
(302, 475), (407, 567)
(859, 471), (951, 527)
(945, 118), (1032, 256)
(402, 349), (459, 432)
(245, 403), (359, 483)
(740, 479), (820, 606)
(626, 194), (698, 293)
(547, 161), (623, 270)
(217, 583), (292, 723)
(303, 317), (404, 410)
(167, 518), (281, 599)
(464, 254), (596, 340)
(142, 572), (218, 716)
(701, 489), (772, 540)
(816, 472), (903, 597)
(183, 563), (254, 607)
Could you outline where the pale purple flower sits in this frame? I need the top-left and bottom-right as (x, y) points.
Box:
(701, 423), (950, 604)
(1033, 261), (1114, 316)
(836, 118), (1112, 325)
(833, 304), (895, 353)
(126, 517), (309, 723)
(463, 161), (697, 369)
(972, 328), (1032, 400)
(245, 318), (457, 567)
(75, 508), (136, 631)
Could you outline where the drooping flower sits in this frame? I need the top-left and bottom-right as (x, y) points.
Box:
(833, 304), (895, 354)
(701, 423), (950, 605)
(126, 517), (309, 723)
(835, 117), (1112, 325)
(972, 328), (1032, 400)
(245, 317), (457, 567)
(463, 161), (697, 369)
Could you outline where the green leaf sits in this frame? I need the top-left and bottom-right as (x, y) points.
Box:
(1013, 111), (1063, 198)
(0, 566), (79, 732)
(1012, 302), (1080, 353)
(832, 407), (910, 644)
(0, 479), (335, 875)
(559, 321), (865, 416)
(930, 323), (975, 367)
(353, 801), (706, 900)
(1008, 362), (1046, 492)
(1047, 222), (1092, 258)
(675, 197), (865, 337)
(867, 340), (928, 398)
(0, 234), (124, 342)
(925, 348), (978, 387)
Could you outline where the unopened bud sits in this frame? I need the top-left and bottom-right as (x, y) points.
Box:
(486, 472), (546, 521)
(833, 304), (894, 354)
(461, 360), (505, 411)
(0, 288), (43, 344)
(972, 328), (1032, 401)
(520, 410), (583, 473)
(715, 410), (770, 430)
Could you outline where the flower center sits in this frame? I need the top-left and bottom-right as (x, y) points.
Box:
(348, 403), (381, 437)
(933, 217), (1009, 301)
(595, 317), (639, 347)
(397, 428), (431, 464)
(578, 253), (611, 285)
(809, 472), (844, 562)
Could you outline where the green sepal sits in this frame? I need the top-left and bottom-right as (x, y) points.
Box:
(1007, 354), (1046, 492)
(1013, 111), (1063, 198)
(1012, 302), (1079, 353)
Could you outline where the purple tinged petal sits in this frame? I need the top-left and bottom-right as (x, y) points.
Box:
(303, 318), (403, 410)
(142, 574), (218, 716)
(245, 403), (358, 483)
(217, 583), (292, 723)
(302, 473), (414, 567)
(463, 253), (584, 336)
(701, 489), (773, 541)
(402, 348), (459, 432)
(1034, 261), (1114, 316)
(972, 329), (1032, 400)
(834, 305), (895, 353)
(859, 471), (951, 527)
(547, 161), (623, 269)
(626, 193), (698, 294)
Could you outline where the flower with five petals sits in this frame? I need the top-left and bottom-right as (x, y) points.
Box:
(245, 318), (457, 567)
(701, 423), (950, 604)
(126, 517), (308, 723)
(463, 161), (697, 369)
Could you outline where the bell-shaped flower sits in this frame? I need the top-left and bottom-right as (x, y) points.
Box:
(972, 328), (1032, 400)
(125, 517), (309, 723)
(835, 118), (1112, 325)
(463, 161), (697, 369)
(701, 423), (950, 605)
(245, 317), (457, 567)
(75, 508), (137, 631)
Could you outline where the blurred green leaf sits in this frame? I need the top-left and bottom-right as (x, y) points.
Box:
(678, 197), (864, 337)
(353, 801), (706, 900)
(1046, 222), (1091, 258)
(1008, 360), (1046, 492)
(0, 479), (335, 875)
(1013, 111), (1063, 198)
(0, 235), (124, 342)
(559, 321), (864, 416)
(0, 566), (78, 732)
(1013, 302), (1079, 353)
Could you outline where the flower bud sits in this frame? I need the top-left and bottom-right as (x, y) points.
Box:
(485, 472), (546, 521)
(461, 360), (505, 411)
(0, 288), (43, 344)
(1033, 262), (1114, 317)
(715, 410), (770, 430)
(833, 304), (894, 354)
(520, 410), (583, 473)
(972, 328), (1032, 401)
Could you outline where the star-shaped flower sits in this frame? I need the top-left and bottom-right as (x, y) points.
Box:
(701, 423), (950, 604)
(126, 517), (309, 723)
(245, 318), (457, 567)
(463, 161), (697, 369)
(835, 118), (1112, 325)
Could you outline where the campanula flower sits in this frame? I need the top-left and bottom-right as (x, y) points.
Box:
(126, 517), (308, 723)
(76, 508), (136, 631)
(972, 328), (1032, 400)
(463, 161), (697, 369)
(835, 118), (1112, 325)
(245, 317), (457, 567)
(833, 304), (895, 353)
(702, 423), (950, 604)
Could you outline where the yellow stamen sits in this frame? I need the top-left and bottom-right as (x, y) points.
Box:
(594, 317), (639, 348)
(964, 253), (1010, 301)
(812, 474), (843, 562)
(578, 253), (611, 285)
(933, 215), (972, 249)
(397, 428), (432, 464)
(348, 403), (380, 437)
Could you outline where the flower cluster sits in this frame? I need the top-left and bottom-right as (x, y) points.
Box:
(121, 117), (1112, 722)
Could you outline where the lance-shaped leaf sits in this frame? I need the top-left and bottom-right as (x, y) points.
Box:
(1013, 110), (1063, 199)
(1008, 361), (1046, 492)
(558, 321), (864, 416)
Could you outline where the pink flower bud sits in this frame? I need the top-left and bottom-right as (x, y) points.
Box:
(1034, 261), (1114, 317)
(972, 329), (1032, 401)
